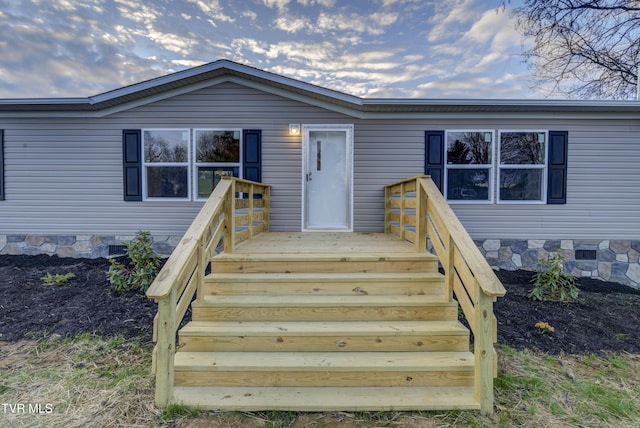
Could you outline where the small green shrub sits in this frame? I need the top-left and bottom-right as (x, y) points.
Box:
(529, 252), (578, 302)
(107, 230), (160, 292)
(40, 272), (75, 285)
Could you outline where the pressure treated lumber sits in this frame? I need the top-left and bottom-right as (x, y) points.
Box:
(171, 386), (480, 411)
(178, 320), (470, 352)
(173, 351), (475, 387)
(204, 271), (446, 296)
(191, 294), (458, 321)
(210, 252), (439, 274)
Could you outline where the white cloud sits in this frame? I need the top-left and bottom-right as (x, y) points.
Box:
(262, 0), (291, 12)
(231, 38), (269, 57)
(241, 10), (258, 21)
(171, 59), (207, 67)
(187, 0), (235, 23)
(147, 30), (198, 55)
(316, 11), (398, 35)
(297, 0), (336, 6)
(274, 15), (311, 33)
(427, 0), (479, 42)
(461, 7), (519, 49)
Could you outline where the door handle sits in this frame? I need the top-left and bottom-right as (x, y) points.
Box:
(306, 172), (312, 181)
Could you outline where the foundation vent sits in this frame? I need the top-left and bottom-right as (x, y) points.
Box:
(108, 245), (128, 256)
(575, 249), (596, 260)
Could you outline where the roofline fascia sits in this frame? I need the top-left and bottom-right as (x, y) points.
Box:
(362, 97), (639, 107)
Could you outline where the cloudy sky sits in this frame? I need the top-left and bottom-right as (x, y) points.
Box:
(0, 0), (535, 100)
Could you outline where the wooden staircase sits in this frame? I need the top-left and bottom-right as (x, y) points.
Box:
(171, 249), (480, 411)
(146, 177), (506, 414)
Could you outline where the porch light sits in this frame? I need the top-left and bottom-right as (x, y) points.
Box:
(289, 123), (301, 136)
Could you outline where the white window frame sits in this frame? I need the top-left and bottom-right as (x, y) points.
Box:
(192, 128), (243, 201)
(444, 129), (495, 204)
(497, 130), (548, 204)
(142, 128), (191, 201)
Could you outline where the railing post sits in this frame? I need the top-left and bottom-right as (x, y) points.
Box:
(196, 237), (206, 302)
(384, 185), (391, 233)
(223, 180), (235, 253)
(263, 185), (271, 232)
(399, 182), (406, 240)
(475, 289), (496, 414)
(248, 183), (255, 239)
(416, 178), (427, 252)
(445, 236), (455, 301)
(154, 288), (176, 407)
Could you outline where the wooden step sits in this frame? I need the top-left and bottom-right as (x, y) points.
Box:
(210, 252), (439, 274)
(171, 386), (480, 411)
(191, 295), (458, 321)
(173, 351), (474, 387)
(178, 320), (470, 352)
(204, 271), (446, 296)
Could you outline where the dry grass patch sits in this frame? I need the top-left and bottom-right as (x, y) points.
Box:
(0, 334), (156, 427)
(1, 339), (640, 427)
(494, 345), (640, 427)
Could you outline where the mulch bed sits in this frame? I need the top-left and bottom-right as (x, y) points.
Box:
(1, 254), (639, 355)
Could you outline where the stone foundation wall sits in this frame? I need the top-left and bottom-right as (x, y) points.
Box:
(2, 234), (639, 288)
(0, 234), (181, 258)
(475, 239), (640, 288)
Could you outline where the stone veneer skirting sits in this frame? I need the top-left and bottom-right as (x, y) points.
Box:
(1, 234), (639, 289)
(474, 239), (640, 288)
(0, 234), (181, 259)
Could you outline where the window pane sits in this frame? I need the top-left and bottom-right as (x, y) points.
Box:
(197, 167), (239, 199)
(447, 132), (492, 165)
(500, 168), (543, 201)
(146, 166), (188, 198)
(446, 168), (491, 201)
(500, 132), (545, 165)
(144, 130), (188, 163)
(196, 130), (240, 163)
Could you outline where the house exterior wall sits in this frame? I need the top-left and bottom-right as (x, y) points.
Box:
(1, 81), (639, 286)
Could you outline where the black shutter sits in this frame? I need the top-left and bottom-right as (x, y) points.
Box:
(0, 129), (4, 201)
(242, 129), (262, 182)
(547, 131), (568, 204)
(122, 129), (142, 201)
(425, 130), (445, 192)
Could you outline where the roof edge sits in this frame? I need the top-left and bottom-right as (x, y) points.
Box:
(1, 60), (640, 114)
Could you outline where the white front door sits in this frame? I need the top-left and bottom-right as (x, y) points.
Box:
(302, 124), (354, 231)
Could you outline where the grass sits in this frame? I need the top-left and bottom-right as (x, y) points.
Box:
(0, 335), (156, 428)
(1, 338), (640, 427)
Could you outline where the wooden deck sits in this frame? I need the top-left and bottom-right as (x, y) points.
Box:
(146, 176), (505, 414)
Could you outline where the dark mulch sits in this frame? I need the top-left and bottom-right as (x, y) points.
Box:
(1, 254), (639, 355)
(495, 269), (640, 354)
(0, 255), (157, 343)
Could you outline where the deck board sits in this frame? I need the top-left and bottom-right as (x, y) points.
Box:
(233, 232), (420, 254)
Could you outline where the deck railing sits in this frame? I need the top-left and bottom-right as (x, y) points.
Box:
(145, 177), (271, 407)
(384, 175), (506, 414)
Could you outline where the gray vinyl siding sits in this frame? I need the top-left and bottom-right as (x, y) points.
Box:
(352, 117), (640, 240)
(1, 82), (639, 242)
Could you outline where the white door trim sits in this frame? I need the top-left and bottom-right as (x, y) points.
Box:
(301, 124), (354, 232)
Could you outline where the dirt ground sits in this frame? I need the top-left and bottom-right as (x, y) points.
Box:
(1, 254), (639, 355)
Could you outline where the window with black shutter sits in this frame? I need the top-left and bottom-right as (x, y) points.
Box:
(122, 128), (261, 201)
